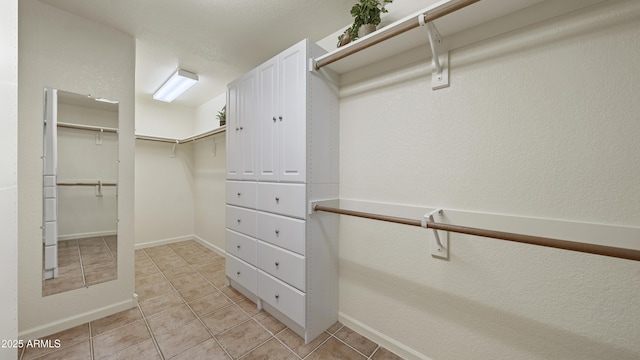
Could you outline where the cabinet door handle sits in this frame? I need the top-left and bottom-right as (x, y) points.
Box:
(275, 229), (280, 235)
(237, 192), (241, 197)
(235, 127), (239, 131)
(239, 126), (244, 130)
(237, 219), (241, 223)
(275, 294), (280, 300)
(272, 117), (276, 122)
(236, 245), (241, 250)
(275, 261), (279, 267)
(275, 197), (280, 203)
(279, 116), (283, 121)
(237, 271), (241, 275)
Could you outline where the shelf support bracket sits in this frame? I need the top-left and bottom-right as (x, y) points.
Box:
(419, 15), (449, 90)
(170, 140), (178, 158)
(422, 209), (449, 259)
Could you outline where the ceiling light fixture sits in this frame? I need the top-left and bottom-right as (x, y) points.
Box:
(94, 97), (119, 104)
(153, 69), (198, 103)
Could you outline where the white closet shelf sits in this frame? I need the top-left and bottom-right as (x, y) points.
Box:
(313, 0), (544, 74)
(136, 126), (225, 144)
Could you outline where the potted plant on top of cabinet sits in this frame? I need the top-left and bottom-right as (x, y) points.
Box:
(217, 105), (226, 126)
(349, 0), (393, 42)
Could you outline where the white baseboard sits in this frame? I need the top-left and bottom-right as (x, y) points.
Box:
(338, 312), (432, 360)
(135, 234), (227, 259)
(134, 235), (195, 250)
(19, 295), (137, 341)
(193, 235), (226, 258)
(58, 230), (117, 241)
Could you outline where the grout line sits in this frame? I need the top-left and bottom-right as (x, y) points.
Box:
(139, 241), (396, 360)
(324, 330), (374, 360)
(300, 332), (335, 360)
(142, 244), (234, 360)
(269, 327), (304, 360)
(137, 304), (165, 360)
(76, 238), (87, 287)
(368, 345), (382, 359)
(101, 235), (117, 262)
(88, 322), (94, 360)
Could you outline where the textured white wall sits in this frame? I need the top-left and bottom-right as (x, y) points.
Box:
(336, 0), (640, 359)
(0, 0), (18, 358)
(18, 0), (136, 338)
(193, 134), (227, 252)
(134, 141), (195, 246)
(134, 59), (223, 247)
(136, 97), (196, 139)
(134, 56), (196, 247)
(195, 92), (226, 134)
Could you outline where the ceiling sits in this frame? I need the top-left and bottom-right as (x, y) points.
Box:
(39, 0), (355, 108)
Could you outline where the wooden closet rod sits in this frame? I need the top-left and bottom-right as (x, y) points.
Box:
(312, 205), (640, 262)
(314, 0), (480, 70)
(57, 181), (117, 186)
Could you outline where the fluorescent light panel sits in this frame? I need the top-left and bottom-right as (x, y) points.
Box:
(94, 97), (119, 104)
(153, 69), (198, 102)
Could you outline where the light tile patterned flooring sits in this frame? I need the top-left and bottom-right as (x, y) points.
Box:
(43, 236), (118, 296)
(21, 240), (404, 360)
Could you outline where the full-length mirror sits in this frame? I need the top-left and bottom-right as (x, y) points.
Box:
(43, 88), (119, 296)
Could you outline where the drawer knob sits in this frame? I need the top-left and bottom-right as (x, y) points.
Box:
(272, 117), (276, 122)
(236, 245), (241, 250)
(275, 294), (280, 300)
(275, 261), (279, 268)
(237, 192), (241, 197)
(279, 116), (283, 121)
(237, 219), (241, 223)
(275, 229), (280, 235)
(275, 197), (280, 203)
(236, 271), (241, 275)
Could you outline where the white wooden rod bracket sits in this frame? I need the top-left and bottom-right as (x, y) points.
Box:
(309, 199), (340, 215)
(422, 209), (449, 259)
(96, 128), (104, 145)
(170, 140), (178, 158)
(419, 15), (449, 90)
(95, 180), (103, 197)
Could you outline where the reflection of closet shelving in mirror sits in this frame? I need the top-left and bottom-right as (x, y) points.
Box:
(43, 88), (120, 296)
(57, 121), (118, 133)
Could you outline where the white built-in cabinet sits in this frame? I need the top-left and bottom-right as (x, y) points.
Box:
(225, 39), (339, 344)
(257, 43), (307, 182)
(226, 70), (257, 180)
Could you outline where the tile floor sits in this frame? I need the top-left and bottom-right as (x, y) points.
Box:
(22, 240), (404, 360)
(43, 236), (118, 296)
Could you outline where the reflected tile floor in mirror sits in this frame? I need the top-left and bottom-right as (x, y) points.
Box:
(25, 240), (404, 360)
(43, 236), (117, 296)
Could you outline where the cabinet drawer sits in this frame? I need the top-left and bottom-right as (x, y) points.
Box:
(226, 181), (256, 208)
(257, 241), (305, 291)
(226, 229), (257, 265)
(226, 205), (257, 237)
(258, 270), (305, 328)
(226, 255), (257, 295)
(257, 183), (306, 219)
(257, 211), (305, 255)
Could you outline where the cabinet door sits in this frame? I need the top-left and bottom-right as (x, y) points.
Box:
(257, 57), (279, 181)
(239, 70), (257, 180)
(226, 79), (240, 180)
(278, 41), (307, 183)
